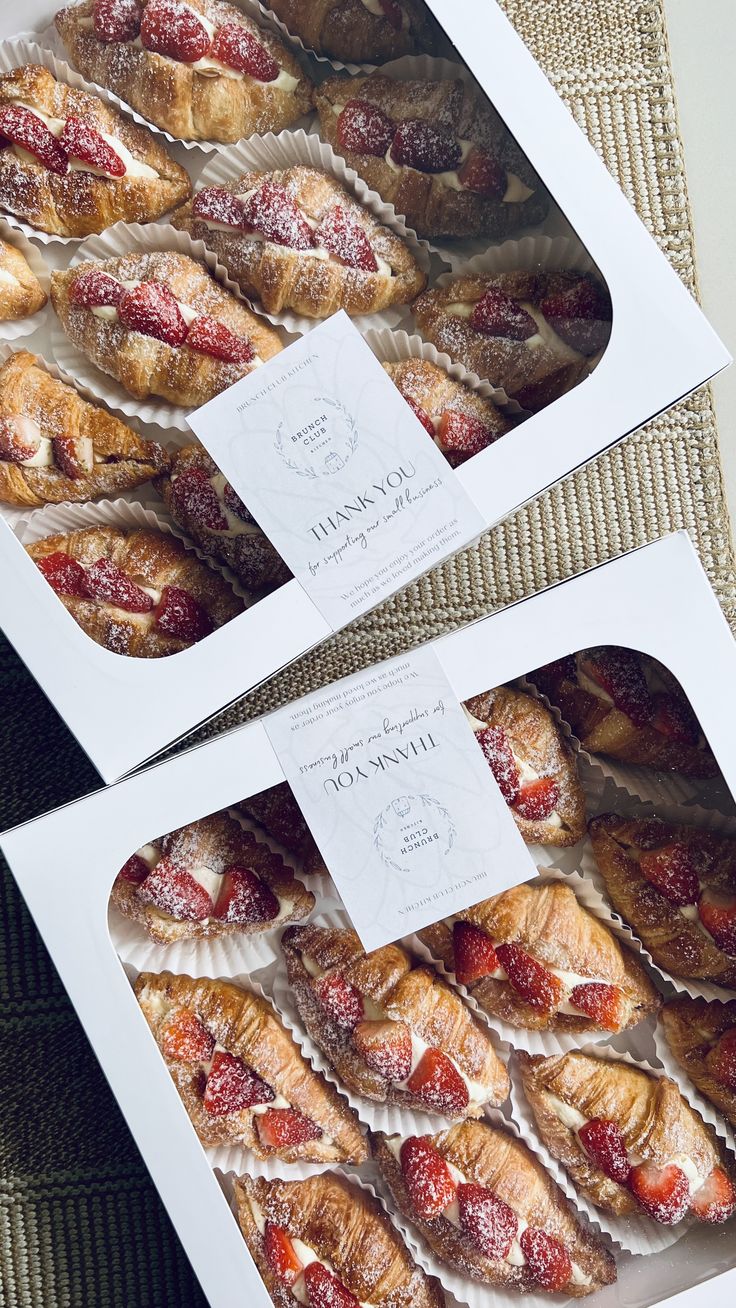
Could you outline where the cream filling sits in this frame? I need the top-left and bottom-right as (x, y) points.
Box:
(219, 189), (392, 277)
(249, 1199), (377, 1307)
(446, 300), (586, 367)
(384, 138), (531, 204)
(171, 469), (260, 538)
(503, 173), (534, 203)
(14, 417), (53, 469)
(173, 7), (298, 89)
(9, 100), (158, 179)
(87, 276), (260, 366)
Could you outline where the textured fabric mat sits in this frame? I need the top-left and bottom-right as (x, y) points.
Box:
(1, 2), (735, 1304)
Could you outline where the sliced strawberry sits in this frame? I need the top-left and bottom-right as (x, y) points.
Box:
(139, 0), (211, 62)
(495, 942), (563, 1013)
(399, 1136), (457, 1219)
(406, 1047), (469, 1116)
(118, 282), (188, 346)
(241, 180), (315, 251)
(171, 466), (228, 532)
(83, 557), (153, 612)
(337, 100), (396, 157)
(315, 206), (378, 272)
(69, 268), (126, 309)
(569, 982), (624, 1032)
(353, 1019), (412, 1082)
(137, 856), (213, 921)
(313, 972), (364, 1030)
(213, 865), (280, 925)
(540, 278), (611, 356)
(93, 0), (142, 42)
(0, 104), (68, 174)
(52, 435), (94, 480)
(118, 852), (150, 884)
(577, 1117), (630, 1184)
(161, 1007), (215, 1063)
(458, 148), (506, 199)
(698, 889), (736, 957)
(514, 777), (560, 822)
(59, 115), (125, 178)
(707, 1027), (736, 1091)
(452, 920), (499, 986)
(437, 411), (495, 465)
(457, 1182), (517, 1259)
(154, 585), (213, 643)
(186, 315), (255, 366)
(0, 415), (41, 464)
(223, 481), (254, 522)
(37, 551), (89, 596)
(469, 287), (537, 341)
(203, 1048), (274, 1115)
(192, 186), (251, 230)
(256, 1107), (322, 1149)
(391, 120), (461, 173)
(378, 0), (403, 30)
(404, 395), (435, 437)
(518, 1228), (572, 1291)
(689, 1168), (736, 1223)
(579, 647), (654, 727)
(629, 1161), (690, 1224)
(210, 22), (279, 81)
(263, 1223), (303, 1285)
(303, 1262), (359, 1308)
(638, 842), (700, 906)
(651, 692), (700, 745)
(475, 725), (520, 804)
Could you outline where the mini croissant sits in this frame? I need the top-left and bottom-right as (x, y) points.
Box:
(0, 239), (46, 321)
(662, 996), (736, 1131)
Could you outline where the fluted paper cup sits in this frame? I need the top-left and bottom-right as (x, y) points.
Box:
(653, 1014), (736, 1156)
(362, 325), (521, 415)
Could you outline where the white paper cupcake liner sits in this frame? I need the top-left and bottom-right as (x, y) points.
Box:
(652, 1016), (736, 1157)
(431, 232), (598, 290)
(0, 218), (51, 337)
(362, 325), (521, 415)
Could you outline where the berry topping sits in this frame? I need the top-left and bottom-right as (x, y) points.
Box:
(118, 853), (150, 884)
(59, 115), (125, 178)
(437, 411), (495, 465)
(69, 268), (126, 309)
(92, 0), (142, 43)
(140, 0), (211, 62)
(223, 481), (253, 522)
(406, 1047), (469, 1116)
(264, 1224), (303, 1285)
(52, 435), (94, 480)
(698, 890), (736, 957)
(399, 1136), (457, 1219)
(579, 647), (654, 727)
(256, 1107), (322, 1149)
(213, 865), (280, 925)
(391, 120), (461, 173)
(171, 466), (228, 532)
(689, 1168), (736, 1223)
(378, 0), (403, 30)
(137, 856), (213, 921)
(403, 396), (435, 437)
(37, 551), (88, 597)
(83, 558), (153, 612)
(211, 22), (279, 81)
(452, 920), (500, 986)
(514, 777), (560, 822)
(337, 100), (396, 157)
(518, 1228), (572, 1291)
(539, 278), (612, 356)
(707, 1027), (736, 1091)
(192, 186), (251, 230)
(577, 1117), (631, 1184)
(569, 982), (624, 1032)
(638, 842), (700, 906)
(186, 315), (255, 365)
(203, 1048), (274, 1116)
(458, 148), (507, 198)
(495, 943), (563, 1013)
(629, 1161), (690, 1225)
(0, 416), (41, 464)
(241, 180), (315, 250)
(154, 585), (213, 643)
(314, 206), (378, 272)
(161, 1007), (215, 1063)
(475, 725), (520, 804)
(0, 104), (68, 175)
(457, 1182), (517, 1259)
(313, 972), (364, 1030)
(353, 1019), (412, 1082)
(303, 1262), (359, 1308)
(469, 287), (537, 341)
(651, 692), (700, 745)
(119, 282), (188, 346)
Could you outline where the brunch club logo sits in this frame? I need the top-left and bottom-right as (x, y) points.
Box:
(373, 793), (456, 875)
(274, 394), (358, 479)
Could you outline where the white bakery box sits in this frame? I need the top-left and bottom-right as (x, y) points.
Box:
(2, 531), (736, 1308)
(0, 0), (731, 783)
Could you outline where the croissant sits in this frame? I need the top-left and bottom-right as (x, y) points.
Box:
(662, 996), (736, 1130)
(238, 782), (327, 875)
(463, 686), (586, 846)
(531, 647), (719, 778)
(111, 809), (314, 944)
(371, 1121), (616, 1295)
(413, 272), (611, 411)
(27, 524), (242, 656)
(383, 358), (513, 467)
(50, 250), (283, 406)
(419, 880), (660, 1034)
(587, 813), (736, 989)
(282, 923), (510, 1117)
(171, 166), (427, 318)
(517, 1049), (736, 1224)
(0, 349), (168, 507)
(235, 1171), (445, 1308)
(316, 74), (549, 241)
(0, 238), (46, 321)
(136, 970), (366, 1163)
(264, 0), (441, 63)
(55, 0), (313, 144)
(0, 64), (191, 236)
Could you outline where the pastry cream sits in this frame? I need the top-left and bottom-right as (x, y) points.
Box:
(9, 101), (158, 180)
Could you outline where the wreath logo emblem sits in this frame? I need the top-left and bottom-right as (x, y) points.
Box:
(274, 395), (358, 480)
(373, 793), (456, 874)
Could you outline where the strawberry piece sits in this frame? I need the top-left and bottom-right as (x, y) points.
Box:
(203, 1048), (274, 1116)
(457, 1182), (517, 1259)
(186, 315), (255, 366)
(154, 585), (213, 642)
(577, 1117), (631, 1184)
(192, 186), (250, 230)
(315, 206), (378, 272)
(519, 1228), (572, 1291)
(223, 481), (254, 522)
(213, 865), (280, 925)
(263, 1223), (303, 1285)
(406, 1047), (469, 1116)
(118, 282), (188, 346)
(698, 889), (736, 956)
(171, 466), (228, 532)
(638, 842), (700, 906)
(514, 777), (560, 821)
(437, 411), (495, 465)
(303, 1262), (359, 1308)
(353, 1019), (412, 1082)
(36, 551), (88, 597)
(69, 268), (126, 309)
(579, 647), (654, 727)
(0, 416), (41, 464)
(689, 1168), (736, 1223)
(708, 1027), (736, 1091)
(469, 287), (537, 341)
(60, 115), (125, 178)
(256, 1107), (322, 1149)
(540, 277), (611, 356)
(378, 0), (403, 30)
(569, 982), (624, 1032)
(161, 1008), (215, 1063)
(651, 692), (700, 745)
(404, 395), (435, 437)
(458, 148), (506, 199)
(93, 0), (142, 42)
(313, 972), (364, 1030)
(495, 942), (563, 1013)
(137, 856), (213, 921)
(118, 852), (150, 884)
(140, 0), (211, 62)
(391, 120), (461, 173)
(475, 725), (520, 804)
(629, 1161), (690, 1225)
(0, 104), (68, 175)
(83, 557), (153, 612)
(452, 920), (500, 986)
(399, 1136), (457, 1219)
(337, 100), (396, 157)
(210, 22), (279, 81)
(52, 435), (94, 480)
(241, 180), (315, 250)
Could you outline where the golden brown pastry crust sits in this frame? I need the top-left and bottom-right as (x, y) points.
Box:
(0, 238), (46, 320)
(55, 0), (313, 144)
(419, 881), (661, 1034)
(171, 166), (427, 318)
(371, 1121), (616, 1296)
(266, 0), (440, 62)
(588, 814), (736, 989)
(382, 358), (513, 457)
(0, 64), (191, 236)
(235, 1172), (446, 1308)
(136, 971), (367, 1162)
(50, 251), (283, 405)
(27, 524), (242, 656)
(238, 782), (327, 875)
(282, 923), (510, 1114)
(0, 349), (168, 506)
(662, 996), (736, 1129)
